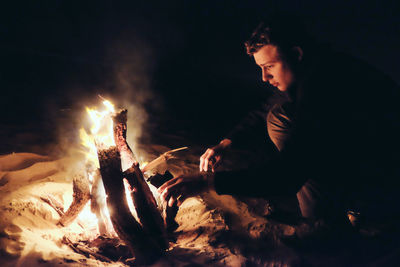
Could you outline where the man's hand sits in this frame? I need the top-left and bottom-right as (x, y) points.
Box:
(158, 172), (214, 207)
(199, 139), (232, 172)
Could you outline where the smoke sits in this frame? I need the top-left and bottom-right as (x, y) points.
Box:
(106, 34), (161, 164)
(45, 28), (162, 171)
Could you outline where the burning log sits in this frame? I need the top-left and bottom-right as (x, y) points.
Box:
(112, 109), (136, 170)
(58, 173), (91, 227)
(97, 147), (165, 264)
(123, 163), (168, 249)
(112, 108), (179, 234)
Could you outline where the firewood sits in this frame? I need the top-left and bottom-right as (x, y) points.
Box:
(58, 173), (91, 227)
(40, 194), (64, 217)
(112, 109), (136, 170)
(41, 195), (85, 229)
(97, 147), (164, 264)
(124, 163), (168, 250)
(142, 147), (188, 174)
(113, 108), (179, 234)
(62, 236), (113, 263)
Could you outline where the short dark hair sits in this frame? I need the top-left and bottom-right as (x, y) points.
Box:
(245, 16), (314, 58)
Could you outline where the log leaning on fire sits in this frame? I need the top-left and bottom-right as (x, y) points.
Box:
(123, 163), (168, 249)
(97, 147), (166, 264)
(58, 173), (91, 227)
(113, 108), (168, 247)
(113, 108), (179, 232)
(113, 109), (136, 169)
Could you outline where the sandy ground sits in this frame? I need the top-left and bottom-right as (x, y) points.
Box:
(0, 148), (278, 267)
(1, 121), (400, 267)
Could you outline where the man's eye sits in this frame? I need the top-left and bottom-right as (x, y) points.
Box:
(266, 65), (273, 69)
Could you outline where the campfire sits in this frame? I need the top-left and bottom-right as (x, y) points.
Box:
(43, 99), (184, 265)
(2, 97), (394, 267)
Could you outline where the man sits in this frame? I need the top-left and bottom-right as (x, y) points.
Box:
(159, 18), (400, 227)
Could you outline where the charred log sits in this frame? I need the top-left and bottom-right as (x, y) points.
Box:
(58, 173), (91, 227)
(123, 163), (168, 249)
(112, 108), (168, 245)
(97, 147), (164, 264)
(112, 109), (136, 170)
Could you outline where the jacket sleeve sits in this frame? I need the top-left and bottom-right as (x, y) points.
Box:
(213, 89), (329, 198)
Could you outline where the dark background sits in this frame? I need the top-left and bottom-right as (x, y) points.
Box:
(1, 0), (399, 151)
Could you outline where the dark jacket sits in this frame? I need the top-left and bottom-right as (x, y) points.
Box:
(214, 48), (400, 204)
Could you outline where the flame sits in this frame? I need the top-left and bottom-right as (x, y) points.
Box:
(69, 99), (118, 235)
(78, 202), (99, 228)
(80, 99), (116, 167)
(124, 178), (139, 222)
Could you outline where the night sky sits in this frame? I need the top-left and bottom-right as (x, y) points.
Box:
(1, 0), (399, 148)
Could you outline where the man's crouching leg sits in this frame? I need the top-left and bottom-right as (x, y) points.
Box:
(297, 179), (352, 232)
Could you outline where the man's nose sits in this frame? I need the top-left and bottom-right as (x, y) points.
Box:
(262, 69), (272, 82)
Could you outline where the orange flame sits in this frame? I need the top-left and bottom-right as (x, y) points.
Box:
(72, 99), (118, 235)
(80, 99), (116, 167)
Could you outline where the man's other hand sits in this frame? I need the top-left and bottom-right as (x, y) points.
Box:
(199, 139), (232, 172)
(158, 172), (214, 207)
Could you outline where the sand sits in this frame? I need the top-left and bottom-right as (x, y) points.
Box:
(1, 142), (399, 266)
(0, 145), (293, 267)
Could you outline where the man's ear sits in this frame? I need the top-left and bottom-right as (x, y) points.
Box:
(292, 46), (303, 62)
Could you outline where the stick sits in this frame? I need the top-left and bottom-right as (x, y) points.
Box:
(58, 173), (91, 227)
(62, 236), (113, 263)
(142, 147), (189, 174)
(41, 195), (85, 229)
(40, 195), (64, 217)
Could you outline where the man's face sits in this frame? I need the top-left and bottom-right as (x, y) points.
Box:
(253, 44), (295, 92)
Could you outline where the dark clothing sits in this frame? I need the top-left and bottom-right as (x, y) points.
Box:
(214, 48), (400, 221)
